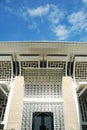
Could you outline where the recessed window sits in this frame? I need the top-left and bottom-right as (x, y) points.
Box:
(40, 61), (47, 68)
(32, 112), (54, 130)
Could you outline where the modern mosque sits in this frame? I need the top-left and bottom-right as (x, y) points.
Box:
(0, 42), (87, 130)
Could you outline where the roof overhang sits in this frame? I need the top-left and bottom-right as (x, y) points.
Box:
(0, 42), (87, 56)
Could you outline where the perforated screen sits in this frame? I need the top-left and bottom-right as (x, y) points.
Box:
(21, 103), (64, 130)
(24, 69), (63, 98)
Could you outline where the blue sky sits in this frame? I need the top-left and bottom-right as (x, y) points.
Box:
(0, 0), (87, 41)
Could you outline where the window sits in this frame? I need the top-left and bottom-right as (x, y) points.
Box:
(40, 61), (47, 68)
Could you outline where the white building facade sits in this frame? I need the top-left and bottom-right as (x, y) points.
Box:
(0, 42), (87, 130)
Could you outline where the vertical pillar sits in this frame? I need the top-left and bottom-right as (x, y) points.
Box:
(63, 76), (79, 130)
(6, 76), (24, 130)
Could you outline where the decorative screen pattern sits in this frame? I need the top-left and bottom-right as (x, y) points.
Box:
(79, 97), (87, 122)
(21, 103), (64, 130)
(0, 61), (11, 81)
(75, 62), (87, 82)
(24, 69), (63, 98)
(48, 61), (66, 75)
(21, 61), (38, 75)
(0, 98), (7, 121)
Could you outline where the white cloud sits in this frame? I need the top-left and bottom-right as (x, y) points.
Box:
(82, 0), (87, 3)
(27, 4), (50, 17)
(9, 4), (64, 26)
(16, 7), (28, 20)
(48, 5), (63, 24)
(52, 25), (69, 40)
(28, 22), (40, 32)
(68, 11), (87, 31)
(28, 22), (39, 30)
(80, 35), (87, 41)
(68, 11), (86, 24)
(25, 4), (63, 24)
(25, 4), (64, 27)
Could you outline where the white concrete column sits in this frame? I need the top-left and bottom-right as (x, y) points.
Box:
(63, 76), (80, 130)
(5, 76), (24, 130)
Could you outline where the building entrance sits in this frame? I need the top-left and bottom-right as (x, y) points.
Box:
(32, 112), (54, 130)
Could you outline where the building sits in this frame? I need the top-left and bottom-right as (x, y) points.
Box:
(0, 42), (87, 130)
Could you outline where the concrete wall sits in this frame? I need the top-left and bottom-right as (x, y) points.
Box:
(63, 76), (79, 130)
(6, 76), (24, 130)
(6, 76), (80, 130)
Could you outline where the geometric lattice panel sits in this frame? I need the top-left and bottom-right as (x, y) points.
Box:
(79, 97), (87, 122)
(48, 61), (66, 75)
(21, 103), (65, 130)
(24, 69), (63, 98)
(75, 62), (87, 82)
(21, 61), (38, 75)
(0, 97), (7, 121)
(0, 61), (11, 81)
